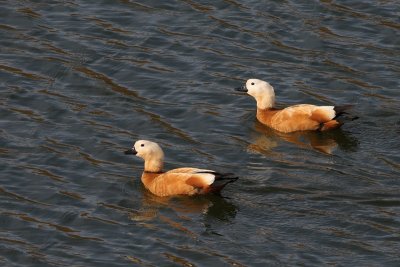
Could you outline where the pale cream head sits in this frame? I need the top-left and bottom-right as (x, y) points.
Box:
(133, 140), (164, 172)
(245, 79), (275, 109)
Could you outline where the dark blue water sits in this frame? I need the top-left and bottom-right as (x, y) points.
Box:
(1, 1), (399, 266)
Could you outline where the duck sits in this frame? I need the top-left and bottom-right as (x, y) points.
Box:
(124, 140), (238, 197)
(235, 78), (358, 133)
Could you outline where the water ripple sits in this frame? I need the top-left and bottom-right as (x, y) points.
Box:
(1, 0), (399, 266)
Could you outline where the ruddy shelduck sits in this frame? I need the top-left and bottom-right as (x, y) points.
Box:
(124, 140), (238, 197)
(235, 79), (358, 133)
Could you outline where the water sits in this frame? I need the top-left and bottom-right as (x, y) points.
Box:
(1, 0), (399, 266)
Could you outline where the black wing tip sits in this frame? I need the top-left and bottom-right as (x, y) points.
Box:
(334, 105), (359, 121)
(334, 105), (353, 114)
(215, 174), (239, 184)
(195, 171), (239, 181)
(208, 175), (239, 194)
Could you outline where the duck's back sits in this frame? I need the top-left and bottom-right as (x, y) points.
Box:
(142, 168), (215, 197)
(258, 104), (339, 133)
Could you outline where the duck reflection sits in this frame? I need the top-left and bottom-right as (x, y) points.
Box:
(249, 120), (359, 154)
(129, 187), (237, 222)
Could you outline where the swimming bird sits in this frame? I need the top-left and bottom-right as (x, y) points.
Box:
(235, 79), (357, 133)
(124, 140), (238, 197)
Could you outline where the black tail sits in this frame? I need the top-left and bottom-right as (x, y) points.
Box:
(197, 171), (239, 194)
(334, 105), (359, 121)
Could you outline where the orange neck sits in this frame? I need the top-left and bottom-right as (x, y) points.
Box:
(143, 157), (163, 173)
(256, 108), (279, 126)
(141, 171), (163, 189)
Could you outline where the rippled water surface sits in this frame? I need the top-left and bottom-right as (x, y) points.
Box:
(1, 0), (400, 266)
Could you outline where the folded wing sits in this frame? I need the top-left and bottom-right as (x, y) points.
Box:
(271, 104), (339, 132)
(149, 168), (237, 196)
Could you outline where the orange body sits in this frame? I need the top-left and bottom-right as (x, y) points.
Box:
(141, 168), (230, 197)
(256, 105), (341, 133)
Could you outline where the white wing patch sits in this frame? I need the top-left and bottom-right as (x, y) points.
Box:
(168, 168), (216, 185)
(283, 105), (335, 120)
(190, 169), (216, 185)
(196, 173), (215, 185)
(318, 106), (335, 120)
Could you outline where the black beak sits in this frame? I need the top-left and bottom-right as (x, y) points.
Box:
(124, 148), (137, 155)
(235, 85), (248, 92)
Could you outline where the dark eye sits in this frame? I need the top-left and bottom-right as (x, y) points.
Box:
(141, 144), (144, 147)
(251, 82), (254, 85)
